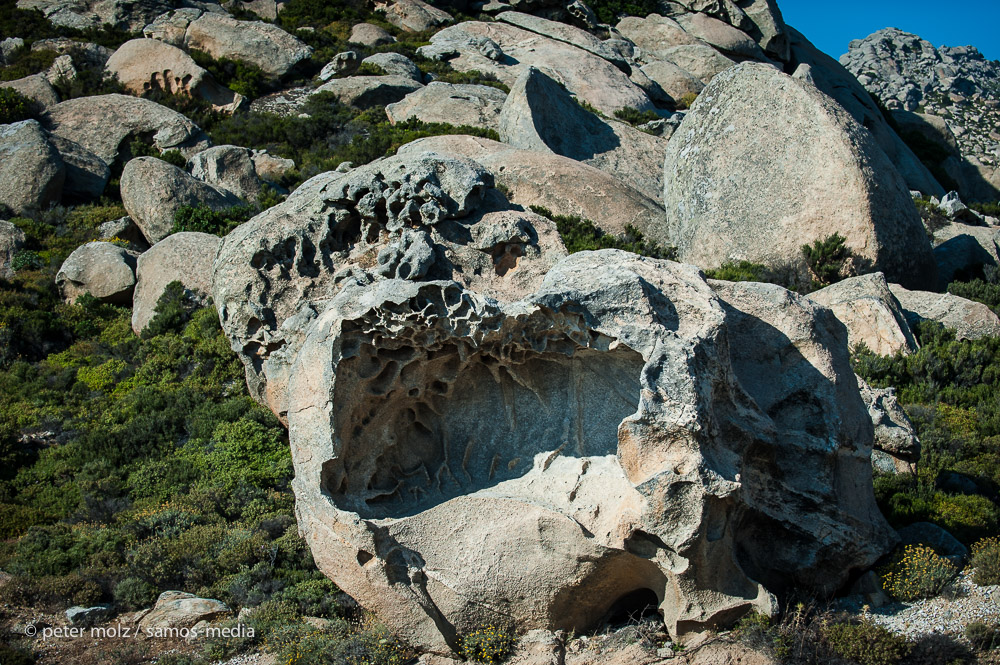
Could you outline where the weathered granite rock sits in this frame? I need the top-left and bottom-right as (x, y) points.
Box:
(889, 284), (1000, 340)
(1, 37), (25, 64)
(0, 221), (27, 281)
(809, 273), (919, 356)
(663, 63), (937, 291)
(0, 120), (65, 215)
(674, 12), (766, 60)
(418, 21), (654, 116)
(98, 216), (148, 251)
(105, 39), (245, 113)
(396, 135), (668, 243)
(349, 23), (396, 46)
(897, 523), (968, 560)
(0, 74), (60, 109)
(496, 11), (629, 68)
(319, 51), (360, 80)
(56, 241), (138, 305)
(65, 605), (112, 626)
(45, 94), (211, 164)
(30, 38), (113, 68)
(121, 157), (242, 244)
(49, 134), (110, 203)
(932, 222), (1000, 288)
(639, 60), (704, 103)
(499, 66), (667, 202)
(132, 232), (220, 333)
(251, 150), (294, 183)
(386, 83), (506, 130)
(273, 251), (894, 652)
(361, 52), (422, 81)
(786, 27), (944, 197)
(212, 153), (566, 416)
(144, 9), (312, 77)
(383, 0), (453, 32)
(18, 0), (173, 31)
(313, 76), (424, 109)
(187, 145), (262, 201)
(138, 591), (230, 631)
(857, 376), (920, 475)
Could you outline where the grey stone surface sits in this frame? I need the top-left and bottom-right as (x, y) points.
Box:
(0, 74), (60, 109)
(386, 83), (506, 131)
(18, 0), (172, 31)
(361, 52), (422, 81)
(0, 120), (65, 215)
(121, 156), (242, 244)
(857, 376), (920, 474)
(45, 94), (210, 164)
(132, 232), (220, 333)
(187, 145), (262, 201)
(138, 591), (230, 630)
(0, 221), (26, 281)
(889, 284), (1000, 341)
(49, 134), (110, 203)
(499, 66), (667, 202)
(313, 75), (424, 109)
(663, 63), (937, 291)
(383, 0), (453, 32)
(349, 23), (396, 47)
(56, 241), (138, 305)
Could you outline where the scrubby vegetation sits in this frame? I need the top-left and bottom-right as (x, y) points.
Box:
(613, 106), (661, 126)
(879, 544), (957, 601)
(459, 625), (516, 665)
(970, 536), (1000, 585)
(802, 232), (852, 288)
(0, 87), (38, 124)
(529, 205), (677, 259)
(172, 204), (258, 236)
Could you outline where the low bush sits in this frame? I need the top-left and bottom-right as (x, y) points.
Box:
(965, 621), (1000, 650)
(971, 201), (1000, 218)
(0, 87), (40, 124)
(529, 205), (677, 260)
(879, 544), (957, 601)
(189, 49), (274, 100)
(113, 576), (157, 610)
(823, 620), (911, 665)
(586, 0), (657, 26)
(172, 204), (257, 236)
(459, 625), (516, 665)
(613, 106), (660, 126)
(0, 47), (57, 81)
(731, 611), (790, 660)
(675, 92), (698, 110)
(970, 536), (1000, 586)
(704, 260), (771, 282)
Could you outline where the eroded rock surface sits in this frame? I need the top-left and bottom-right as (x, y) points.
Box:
(663, 63), (937, 290)
(271, 252), (895, 652)
(56, 241), (138, 305)
(857, 376), (920, 475)
(809, 273), (918, 356)
(132, 231), (220, 334)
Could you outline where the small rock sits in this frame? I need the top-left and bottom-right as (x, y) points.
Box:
(66, 605), (113, 626)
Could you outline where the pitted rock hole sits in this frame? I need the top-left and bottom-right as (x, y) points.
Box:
(325, 338), (644, 520)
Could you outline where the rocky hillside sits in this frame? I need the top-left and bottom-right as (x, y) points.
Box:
(2, 1), (1000, 665)
(842, 27), (1000, 201)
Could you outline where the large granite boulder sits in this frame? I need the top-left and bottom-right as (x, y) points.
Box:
(615, 14), (736, 84)
(499, 67), (667, 203)
(44, 94), (210, 164)
(361, 52), (422, 81)
(857, 376), (920, 475)
(663, 63), (937, 291)
(212, 153), (567, 417)
(0, 74), (60, 109)
(313, 76), (424, 109)
(0, 120), (65, 215)
(50, 135), (110, 203)
(889, 284), (1000, 341)
(132, 232), (220, 334)
(386, 83), (507, 131)
(809, 273), (919, 356)
(786, 27), (943, 197)
(265, 249), (894, 652)
(138, 592), (230, 631)
(56, 241), (138, 305)
(932, 222), (1000, 288)
(105, 39), (245, 113)
(144, 9), (313, 77)
(0, 221), (26, 281)
(674, 11), (767, 60)
(187, 145), (262, 201)
(121, 157), (242, 244)
(383, 0), (452, 32)
(349, 23), (396, 47)
(17, 0), (173, 31)
(496, 11), (630, 68)
(396, 135), (668, 243)
(418, 21), (654, 116)
(640, 60), (704, 103)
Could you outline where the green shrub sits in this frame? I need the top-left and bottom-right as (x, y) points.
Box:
(0, 47), (57, 81)
(732, 611), (790, 660)
(971, 201), (1000, 218)
(675, 92), (698, 110)
(823, 620), (911, 665)
(459, 625), (516, 665)
(172, 204), (256, 236)
(141, 280), (201, 339)
(0, 643), (35, 665)
(586, 0), (657, 26)
(965, 621), (1000, 651)
(277, 0), (374, 29)
(268, 618), (409, 665)
(613, 106), (660, 126)
(529, 205), (677, 259)
(0, 87), (39, 124)
(970, 536), (1000, 586)
(189, 49), (273, 99)
(802, 232), (850, 287)
(10, 250), (42, 273)
(880, 544), (957, 601)
(949, 276), (1000, 313)
(113, 576), (157, 610)
(704, 260), (770, 282)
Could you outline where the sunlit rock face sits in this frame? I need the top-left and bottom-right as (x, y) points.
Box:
(213, 154), (895, 655)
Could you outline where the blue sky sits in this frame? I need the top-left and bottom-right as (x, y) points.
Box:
(778, 1), (1000, 61)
